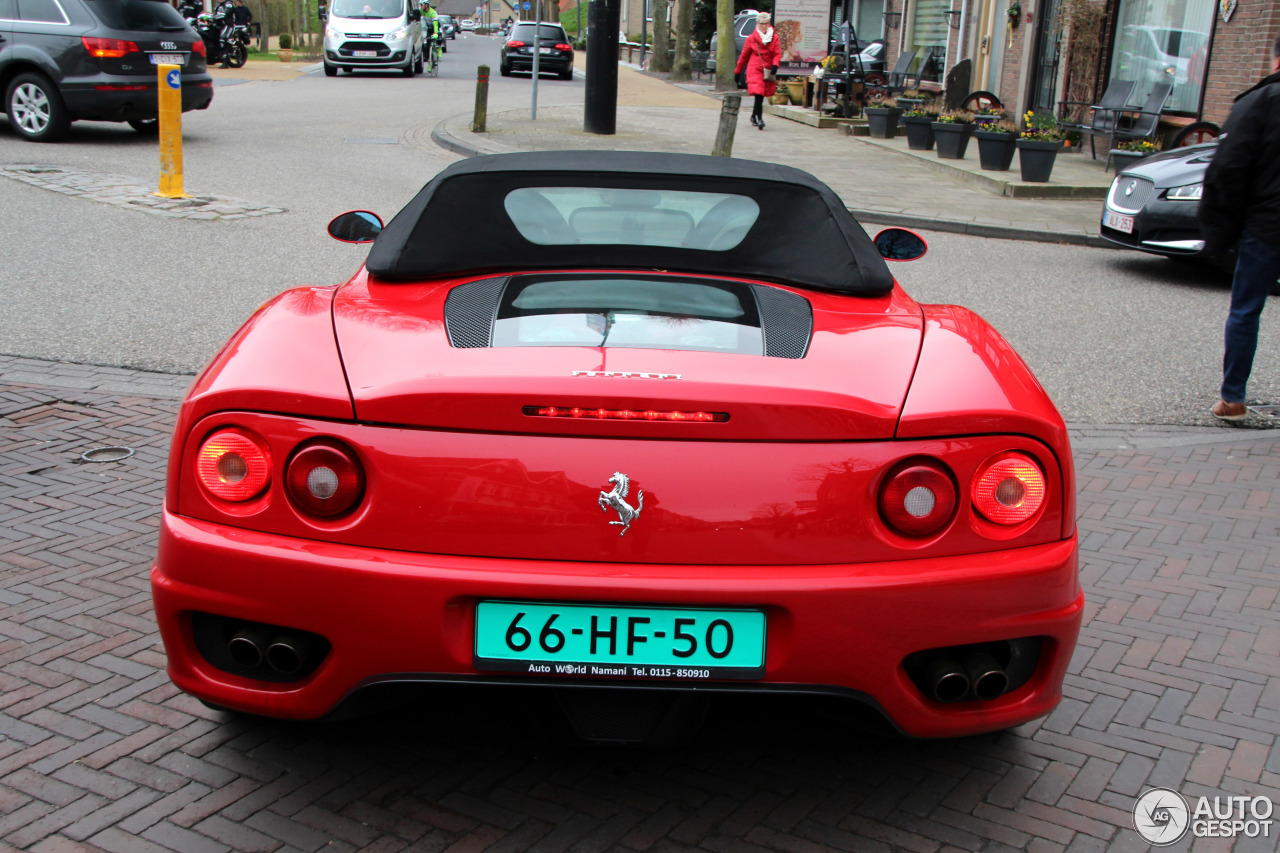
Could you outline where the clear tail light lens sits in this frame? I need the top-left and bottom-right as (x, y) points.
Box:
(82, 36), (140, 58)
(879, 460), (956, 537)
(286, 441), (364, 517)
(196, 429), (271, 502)
(972, 453), (1046, 524)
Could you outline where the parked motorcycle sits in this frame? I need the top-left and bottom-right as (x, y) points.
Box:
(190, 5), (248, 68)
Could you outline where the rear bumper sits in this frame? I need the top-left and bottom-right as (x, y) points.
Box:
(153, 511), (1081, 737)
(505, 54), (572, 73)
(60, 80), (214, 121)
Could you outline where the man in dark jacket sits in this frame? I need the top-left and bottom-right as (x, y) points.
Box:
(1200, 33), (1280, 421)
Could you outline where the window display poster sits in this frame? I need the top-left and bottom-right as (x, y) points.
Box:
(773, 0), (831, 67)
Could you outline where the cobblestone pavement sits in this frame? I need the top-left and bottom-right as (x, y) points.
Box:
(2, 355), (1279, 853)
(0, 167), (286, 222)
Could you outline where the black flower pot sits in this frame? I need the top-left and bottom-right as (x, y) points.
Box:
(1016, 138), (1064, 182)
(931, 122), (973, 159)
(1109, 149), (1151, 171)
(865, 106), (902, 139)
(975, 130), (1017, 171)
(896, 97), (925, 113)
(902, 115), (936, 150)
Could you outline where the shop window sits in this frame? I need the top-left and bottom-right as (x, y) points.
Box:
(909, 0), (948, 81)
(1109, 0), (1213, 114)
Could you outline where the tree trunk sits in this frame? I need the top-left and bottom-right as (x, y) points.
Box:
(256, 0), (268, 51)
(713, 0), (734, 91)
(544, 0), (560, 23)
(670, 0), (692, 81)
(650, 0), (670, 71)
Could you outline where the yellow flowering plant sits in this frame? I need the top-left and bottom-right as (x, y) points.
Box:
(1117, 138), (1160, 153)
(1020, 110), (1064, 141)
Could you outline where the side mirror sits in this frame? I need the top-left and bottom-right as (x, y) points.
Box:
(873, 227), (928, 261)
(411, 9), (421, 21)
(328, 211), (384, 243)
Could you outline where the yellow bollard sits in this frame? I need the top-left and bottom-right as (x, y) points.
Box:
(153, 63), (190, 199)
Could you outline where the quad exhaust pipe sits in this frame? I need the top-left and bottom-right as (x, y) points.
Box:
(927, 652), (1010, 703)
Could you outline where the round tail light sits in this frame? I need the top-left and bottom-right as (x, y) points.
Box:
(972, 453), (1046, 524)
(196, 429), (271, 502)
(286, 441), (364, 517)
(879, 460), (956, 537)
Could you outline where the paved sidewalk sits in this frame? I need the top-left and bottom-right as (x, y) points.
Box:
(3, 353), (1280, 852)
(435, 63), (1115, 246)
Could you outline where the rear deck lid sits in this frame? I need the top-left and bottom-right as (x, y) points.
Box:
(333, 271), (924, 441)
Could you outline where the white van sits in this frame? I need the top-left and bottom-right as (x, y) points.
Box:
(323, 0), (424, 76)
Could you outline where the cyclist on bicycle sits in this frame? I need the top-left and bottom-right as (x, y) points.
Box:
(422, 0), (442, 69)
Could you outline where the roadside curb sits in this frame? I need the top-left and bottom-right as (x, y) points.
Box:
(432, 112), (1115, 248)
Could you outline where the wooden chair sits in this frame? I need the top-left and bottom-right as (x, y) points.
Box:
(1058, 78), (1134, 160)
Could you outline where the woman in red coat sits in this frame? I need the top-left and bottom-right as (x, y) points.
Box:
(735, 11), (782, 129)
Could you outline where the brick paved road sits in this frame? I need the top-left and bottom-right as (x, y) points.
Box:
(2, 355), (1279, 853)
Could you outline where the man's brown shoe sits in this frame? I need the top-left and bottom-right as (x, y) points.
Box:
(1212, 400), (1248, 422)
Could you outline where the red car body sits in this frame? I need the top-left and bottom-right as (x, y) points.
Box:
(152, 153), (1081, 738)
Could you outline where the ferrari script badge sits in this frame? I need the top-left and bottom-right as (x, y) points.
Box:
(598, 472), (643, 536)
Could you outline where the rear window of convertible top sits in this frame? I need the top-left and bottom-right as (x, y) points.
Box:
(503, 187), (761, 251)
(492, 274), (764, 355)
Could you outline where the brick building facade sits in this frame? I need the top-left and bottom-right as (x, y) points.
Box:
(876, 0), (1280, 136)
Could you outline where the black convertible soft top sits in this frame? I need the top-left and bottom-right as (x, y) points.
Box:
(364, 151), (894, 296)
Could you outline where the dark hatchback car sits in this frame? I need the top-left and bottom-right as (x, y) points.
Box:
(499, 21), (572, 79)
(1, 0), (213, 142)
(1100, 143), (1217, 264)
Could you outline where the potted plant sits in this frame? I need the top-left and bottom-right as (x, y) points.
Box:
(1016, 110), (1065, 182)
(901, 100), (941, 151)
(277, 32), (293, 62)
(974, 119), (1019, 171)
(865, 97), (901, 139)
(896, 88), (926, 113)
(1111, 138), (1160, 170)
(972, 106), (1005, 129)
(931, 110), (975, 159)
(785, 78), (806, 105)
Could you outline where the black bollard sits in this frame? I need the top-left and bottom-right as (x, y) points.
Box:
(584, 0), (620, 135)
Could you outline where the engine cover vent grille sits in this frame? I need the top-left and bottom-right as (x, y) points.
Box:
(753, 284), (812, 359)
(444, 276), (507, 348)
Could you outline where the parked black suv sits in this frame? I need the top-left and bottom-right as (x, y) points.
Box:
(1, 0), (214, 142)
(499, 22), (573, 79)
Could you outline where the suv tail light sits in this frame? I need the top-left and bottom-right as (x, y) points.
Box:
(879, 459), (956, 537)
(82, 36), (141, 58)
(191, 39), (207, 57)
(506, 40), (525, 48)
(286, 441), (365, 517)
(196, 429), (271, 502)
(972, 453), (1046, 524)
(555, 43), (572, 50)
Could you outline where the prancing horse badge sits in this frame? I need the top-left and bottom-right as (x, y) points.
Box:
(598, 472), (643, 536)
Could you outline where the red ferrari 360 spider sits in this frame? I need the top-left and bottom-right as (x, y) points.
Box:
(152, 152), (1082, 739)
